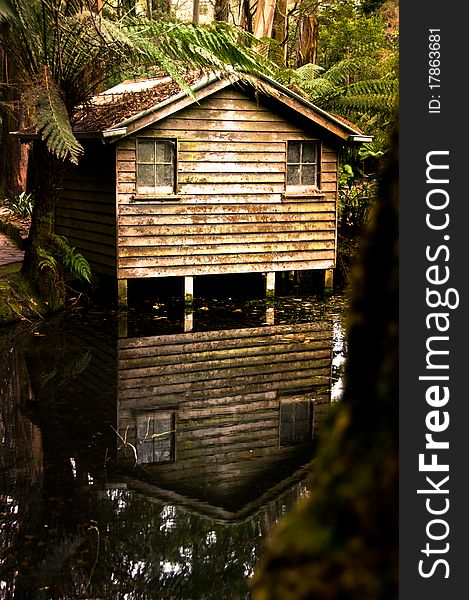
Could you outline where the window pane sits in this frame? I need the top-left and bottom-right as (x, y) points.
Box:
(138, 140), (154, 164)
(155, 164), (173, 188)
(138, 164), (155, 187)
(287, 164), (300, 185)
(163, 141), (174, 164)
(301, 164), (317, 186)
(136, 412), (174, 464)
(280, 401), (312, 446)
(287, 141), (301, 163)
(302, 142), (317, 164)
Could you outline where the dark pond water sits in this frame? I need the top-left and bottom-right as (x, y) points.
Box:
(0, 292), (347, 599)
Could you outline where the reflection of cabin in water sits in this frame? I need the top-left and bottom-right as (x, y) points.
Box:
(115, 321), (333, 520)
(48, 72), (370, 304)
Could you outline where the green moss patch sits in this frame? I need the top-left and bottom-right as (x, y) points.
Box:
(0, 272), (48, 325)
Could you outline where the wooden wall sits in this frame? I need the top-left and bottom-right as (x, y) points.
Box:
(117, 321), (333, 510)
(116, 86), (339, 280)
(56, 141), (117, 276)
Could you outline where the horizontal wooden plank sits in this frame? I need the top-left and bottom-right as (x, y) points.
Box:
(175, 108), (286, 122)
(116, 149), (136, 161)
(177, 172), (285, 184)
(56, 206), (116, 223)
(148, 118), (305, 133)
(176, 183), (286, 195)
(59, 193), (116, 209)
(118, 211), (335, 227)
(118, 201), (333, 216)
(119, 372), (330, 400)
(63, 179), (115, 193)
(56, 217), (115, 237)
(118, 249), (335, 269)
(177, 434), (280, 458)
(120, 194), (285, 204)
(120, 171), (136, 183)
(120, 344), (331, 370)
(120, 353), (331, 383)
(142, 130), (313, 143)
(117, 139), (135, 150)
(64, 235), (116, 256)
(59, 228), (116, 250)
(175, 419), (280, 442)
(321, 172), (337, 184)
(178, 151), (285, 163)
(200, 97), (269, 111)
(118, 220), (335, 238)
(117, 259), (335, 278)
(119, 322), (332, 350)
(117, 160), (136, 171)
(119, 240), (335, 258)
(118, 230), (334, 249)
(178, 141), (286, 153)
(178, 161), (285, 173)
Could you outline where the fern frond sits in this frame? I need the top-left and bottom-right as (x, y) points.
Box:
(0, 0), (16, 20)
(37, 247), (57, 273)
(27, 67), (83, 164)
(50, 234), (91, 283)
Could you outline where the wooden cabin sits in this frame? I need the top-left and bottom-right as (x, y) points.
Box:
(115, 320), (333, 519)
(55, 73), (371, 304)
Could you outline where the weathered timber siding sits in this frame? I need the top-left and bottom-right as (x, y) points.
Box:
(57, 141), (116, 276)
(116, 87), (338, 279)
(117, 322), (332, 508)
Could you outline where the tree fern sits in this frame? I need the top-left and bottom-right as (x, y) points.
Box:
(27, 66), (84, 163)
(51, 234), (91, 283)
(37, 234), (91, 284)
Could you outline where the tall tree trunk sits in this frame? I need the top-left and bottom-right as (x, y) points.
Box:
(239, 0), (254, 33)
(214, 0), (230, 22)
(0, 26), (29, 198)
(21, 140), (67, 308)
(297, 14), (319, 66)
(192, 0), (200, 24)
(272, 0), (287, 65)
(253, 0), (277, 39)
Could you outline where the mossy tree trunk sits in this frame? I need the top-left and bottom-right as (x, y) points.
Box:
(21, 139), (67, 309)
(0, 25), (29, 198)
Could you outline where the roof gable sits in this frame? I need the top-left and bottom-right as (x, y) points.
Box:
(74, 72), (371, 143)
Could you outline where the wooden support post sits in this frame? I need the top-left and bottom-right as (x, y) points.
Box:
(265, 306), (275, 325)
(324, 269), (334, 293)
(184, 308), (194, 332)
(117, 279), (128, 308)
(266, 271), (275, 298)
(118, 313), (128, 339)
(184, 276), (194, 304)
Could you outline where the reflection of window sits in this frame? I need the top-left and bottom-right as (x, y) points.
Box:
(137, 139), (176, 194)
(279, 400), (312, 446)
(286, 141), (319, 188)
(136, 411), (175, 464)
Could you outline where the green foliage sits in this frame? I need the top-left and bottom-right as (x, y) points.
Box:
(0, 272), (46, 324)
(317, 12), (388, 70)
(124, 18), (277, 80)
(38, 234), (91, 285)
(2, 2), (277, 165)
(4, 190), (34, 218)
(338, 165), (377, 237)
(284, 1), (398, 155)
(27, 68), (84, 164)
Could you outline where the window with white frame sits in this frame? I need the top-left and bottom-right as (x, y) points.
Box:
(136, 411), (175, 464)
(137, 139), (176, 195)
(286, 141), (320, 190)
